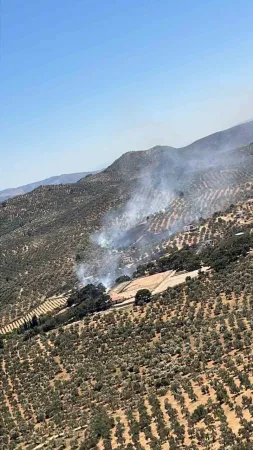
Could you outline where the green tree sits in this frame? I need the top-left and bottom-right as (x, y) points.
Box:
(90, 408), (114, 441)
(115, 275), (131, 284)
(191, 404), (206, 423)
(135, 289), (152, 306)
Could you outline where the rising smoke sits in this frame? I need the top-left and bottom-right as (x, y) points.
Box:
(76, 168), (177, 288)
(76, 139), (253, 289)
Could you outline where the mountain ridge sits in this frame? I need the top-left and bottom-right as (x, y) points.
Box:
(0, 171), (98, 202)
(2, 120), (253, 203)
(78, 120), (253, 183)
(180, 119), (253, 156)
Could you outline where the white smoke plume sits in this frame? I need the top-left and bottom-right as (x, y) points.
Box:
(76, 138), (253, 288)
(76, 168), (177, 288)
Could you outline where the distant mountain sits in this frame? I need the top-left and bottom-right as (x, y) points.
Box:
(0, 172), (97, 201)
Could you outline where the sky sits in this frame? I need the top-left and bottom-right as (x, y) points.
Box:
(1, 0), (253, 190)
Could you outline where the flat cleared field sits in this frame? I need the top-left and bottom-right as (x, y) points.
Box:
(152, 267), (209, 294)
(110, 268), (209, 300)
(120, 271), (174, 297)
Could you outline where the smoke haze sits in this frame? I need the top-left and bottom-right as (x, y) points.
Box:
(76, 123), (253, 288)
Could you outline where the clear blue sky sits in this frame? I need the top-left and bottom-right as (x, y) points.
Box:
(1, 0), (253, 190)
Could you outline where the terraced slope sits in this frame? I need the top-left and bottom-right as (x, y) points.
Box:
(1, 254), (253, 449)
(0, 179), (132, 325)
(1, 124), (253, 324)
(1, 122), (253, 449)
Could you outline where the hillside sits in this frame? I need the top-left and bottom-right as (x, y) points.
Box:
(1, 220), (253, 449)
(0, 172), (97, 202)
(2, 120), (253, 448)
(1, 122), (253, 329)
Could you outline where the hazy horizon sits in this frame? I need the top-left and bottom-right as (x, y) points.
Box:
(1, 0), (253, 190)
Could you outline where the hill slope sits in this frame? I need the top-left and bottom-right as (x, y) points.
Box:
(1, 122), (253, 326)
(2, 121), (253, 449)
(181, 119), (253, 156)
(1, 241), (253, 449)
